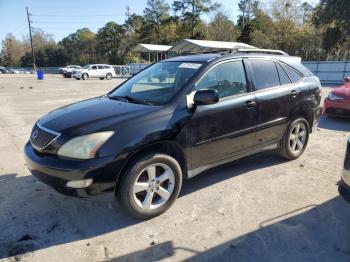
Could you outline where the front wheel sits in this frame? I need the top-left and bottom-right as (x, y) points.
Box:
(117, 153), (182, 219)
(99, 77), (105, 80)
(82, 73), (88, 80)
(278, 117), (310, 160)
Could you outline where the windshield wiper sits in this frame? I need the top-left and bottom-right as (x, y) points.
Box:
(108, 94), (153, 105)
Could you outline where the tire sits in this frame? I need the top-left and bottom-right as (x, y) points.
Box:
(99, 77), (105, 80)
(106, 73), (112, 80)
(82, 73), (88, 80)
(277, 117), (310, 160)
(117, 152), (182, 219)
(75, 78), (81, 80)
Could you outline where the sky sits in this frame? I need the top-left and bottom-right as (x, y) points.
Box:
(0, 0), (318, 44)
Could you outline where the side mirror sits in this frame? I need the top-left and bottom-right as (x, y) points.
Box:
(193, 89), (219, 105)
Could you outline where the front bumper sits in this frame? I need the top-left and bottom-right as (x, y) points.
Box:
(324, 98), (350, 117)
(24, 142), (121, 197)
(63, 71), (72, 78)
(72, 71), (83, 79)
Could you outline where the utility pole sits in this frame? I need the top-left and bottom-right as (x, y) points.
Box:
(26, 7), (36, 71)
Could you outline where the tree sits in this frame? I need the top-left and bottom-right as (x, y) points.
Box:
(313, 0), (349, 52)
(1, 34), (27, 66)
(173, 0), (220, 38)
(60, 28), (96, 65)
(208, 12), (239, 41)
(96, 22), (126, 64)
(143, 0), (170, 43)
(21, 44), (68, 67)
(270, 0), (303, 52)
(237, 0), (259, 44)
(238, 0), (259, 29)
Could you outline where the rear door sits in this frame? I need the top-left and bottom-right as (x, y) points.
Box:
(247, 58), (301, 146)
(189, 59), (258, 169)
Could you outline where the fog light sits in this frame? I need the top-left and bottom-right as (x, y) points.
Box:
(66, 179), (93, 188)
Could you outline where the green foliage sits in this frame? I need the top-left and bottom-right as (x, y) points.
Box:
(60, 28), (96, 65)
(1, 0), (350, 66)
(173, 0), (220, 38)
(313, 0), (350, 53)
(208, 12), (239, 41)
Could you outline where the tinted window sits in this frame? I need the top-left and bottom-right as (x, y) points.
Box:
(98, 65), (104, 69)
(91, 66), (97, 70)
(249, 60), (280, 90)
(109, 61), (202, 105)
(104, 65), (110, 69)
(276, 63), (292, 85)
(281, 64), (303, 82)
(196, 60), (247, 98)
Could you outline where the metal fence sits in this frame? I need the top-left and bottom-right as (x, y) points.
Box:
(302, 61), (350, 86)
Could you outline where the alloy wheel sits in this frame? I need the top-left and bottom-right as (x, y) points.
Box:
(132, 163), (175, 210)
(288, 122), (307, 154)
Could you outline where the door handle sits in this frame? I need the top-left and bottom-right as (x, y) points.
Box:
(244, 100), (256, 109)
(290, 90), (300, 97)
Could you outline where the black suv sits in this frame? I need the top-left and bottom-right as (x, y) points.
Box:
(25, 51), (322, 219)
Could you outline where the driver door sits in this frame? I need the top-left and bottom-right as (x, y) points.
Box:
(89, 65), (98, 77)
(189, 59), (258, 170)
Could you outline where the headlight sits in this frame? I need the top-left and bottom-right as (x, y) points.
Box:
(328, 92), (344, 100)
(57, 131), (114, 159)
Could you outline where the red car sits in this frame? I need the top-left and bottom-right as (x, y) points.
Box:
(324, 77), (350, 117)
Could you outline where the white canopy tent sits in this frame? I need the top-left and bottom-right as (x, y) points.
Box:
(131, 44), (172, 63)
(169, 39), (256, 53)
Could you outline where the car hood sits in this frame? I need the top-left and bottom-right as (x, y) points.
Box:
(38, 96), (159, 134)
(333, 84), (350, 99)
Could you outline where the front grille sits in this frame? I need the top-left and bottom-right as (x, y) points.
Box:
(30, 123), (60, 150)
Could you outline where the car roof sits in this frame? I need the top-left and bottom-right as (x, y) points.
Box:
(164, 53), (221, 62)
(162, 52), (312, 76)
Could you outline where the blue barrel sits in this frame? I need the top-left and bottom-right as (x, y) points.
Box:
(37, 70), (44, 80)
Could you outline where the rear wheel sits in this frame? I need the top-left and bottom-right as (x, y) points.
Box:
(106, 73), (112, 80)
(82, 73), (88, 80)
(278, 117), (310, 160)
(117, 153), (182, 219)
(99, 77), (105, 80)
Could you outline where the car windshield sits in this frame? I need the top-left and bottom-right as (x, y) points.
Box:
(109, 61), (203, 105)
(82, 65), (90, 69)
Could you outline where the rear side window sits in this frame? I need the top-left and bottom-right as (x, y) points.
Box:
(104, 65), (111, 69)
(249, 60), (280, 90)
(281, 63), (303, 82)
(276, 63), (292, 85)
(98, 65), (104, 69)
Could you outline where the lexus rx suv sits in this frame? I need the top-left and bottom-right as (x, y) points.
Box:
(73, 64), (115, 80)
(25, 50), (322, 219)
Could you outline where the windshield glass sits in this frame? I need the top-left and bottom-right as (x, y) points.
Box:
(109, 61), (202, 105)
(82, 65), (90, 69)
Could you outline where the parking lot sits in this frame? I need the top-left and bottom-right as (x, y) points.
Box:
(0, 74), (350, 262)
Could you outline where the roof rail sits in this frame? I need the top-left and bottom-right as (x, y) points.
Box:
(235, 48), (289, 56)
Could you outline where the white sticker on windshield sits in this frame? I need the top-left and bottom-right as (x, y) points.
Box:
(179, 63), (202, 69)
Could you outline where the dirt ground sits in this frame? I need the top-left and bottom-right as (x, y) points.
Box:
(0, 74), (350, 262)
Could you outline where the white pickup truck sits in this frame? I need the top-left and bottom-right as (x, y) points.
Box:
(72, 64), (115, 80)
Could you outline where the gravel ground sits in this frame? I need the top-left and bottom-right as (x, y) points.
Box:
(0, 74), (350, 262)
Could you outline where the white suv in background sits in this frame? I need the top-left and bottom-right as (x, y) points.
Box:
(73, 64), (115, 80)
